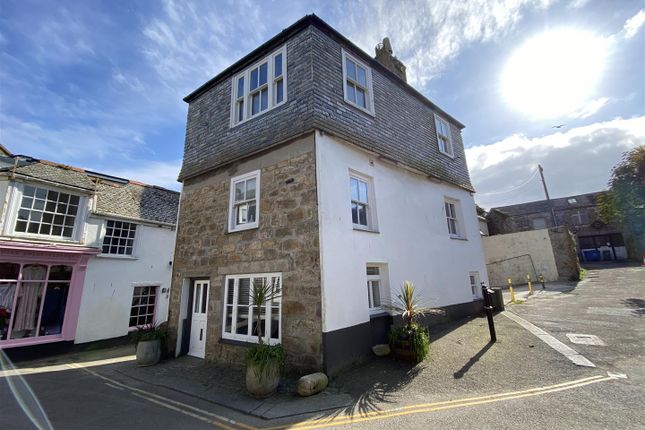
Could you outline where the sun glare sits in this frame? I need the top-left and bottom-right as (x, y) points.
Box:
(502, 29), (608, 119)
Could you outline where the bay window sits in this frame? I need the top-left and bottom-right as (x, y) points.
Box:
(14, 184), (81, 239)
(222, 273), (281, 344)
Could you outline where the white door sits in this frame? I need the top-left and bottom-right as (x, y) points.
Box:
(188, 280), (209, 358)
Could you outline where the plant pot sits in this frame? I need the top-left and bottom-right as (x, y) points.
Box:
(136, 339), (161, 366)
(245, 361), (281, 398)
(391, 338), (423, 363)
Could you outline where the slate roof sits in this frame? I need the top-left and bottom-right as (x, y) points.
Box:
(95, 182), (179, 225)
(490, 191), (605, 217)
(0, 156), (179, 225)
(179, 14), (474, 192)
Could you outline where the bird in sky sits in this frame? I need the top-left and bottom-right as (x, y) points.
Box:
(552, 124), (566, 128)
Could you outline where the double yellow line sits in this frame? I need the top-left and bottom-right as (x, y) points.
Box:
(259, 374), (614, 430)
(70, 362), (615, 430)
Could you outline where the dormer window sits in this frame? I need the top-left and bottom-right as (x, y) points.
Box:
(14, 184), (81, 239)
(231, 46), (287, 126)
(342, 50), (374, 115)
(434, 114), (454, 157)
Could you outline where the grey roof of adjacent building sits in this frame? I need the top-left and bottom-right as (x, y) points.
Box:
(94, 182), (179, 225)
(0, 155), (179, 225)
(489, 191), (606, 217)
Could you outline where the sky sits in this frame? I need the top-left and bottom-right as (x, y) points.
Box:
(0, 0), (643, 209)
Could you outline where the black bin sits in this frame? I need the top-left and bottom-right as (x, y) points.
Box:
(491, 288), (505, 312)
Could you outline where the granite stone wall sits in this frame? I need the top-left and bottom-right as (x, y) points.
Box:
(548, 227), (581, 281)
(168, 135), (323, 373)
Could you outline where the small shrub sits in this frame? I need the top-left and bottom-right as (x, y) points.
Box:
(389, 323), (430, 362)
(132, 323), (167, 354)
(246, 343), (285, 380)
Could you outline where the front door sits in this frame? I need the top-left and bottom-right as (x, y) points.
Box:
(188, 280), (209, 358)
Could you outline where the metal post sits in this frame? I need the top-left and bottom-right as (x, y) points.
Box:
(527, 274), (533, 295)
(538, 274), (545, 290)
(481, 282), (496, 343)
(507, 278), (515, 303)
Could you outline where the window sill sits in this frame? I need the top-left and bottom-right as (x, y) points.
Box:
(230, 100), (287, 128)
(228, 224), (259, 234)
(219, 338), (253, 348)
(344, 100), (376, 118)
(220, 337), (281, 347)
(369, 310), (390, 319)
(450, 236), (468, 241)
(353, 226), (380, 234)
(439, 151), (455, 159)
(96, 254), (138, 260)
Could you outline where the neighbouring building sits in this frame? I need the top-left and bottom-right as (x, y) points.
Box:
(487, 192), (629, 262)
(0, 149), (179, 350)
(168, 15), (489, 376)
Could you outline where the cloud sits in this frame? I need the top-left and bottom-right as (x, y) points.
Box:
(467, 116), (645, 209)
(569, 97), (609, 119)
(334, 0), (552, 88)
(623, 9), (645, 39)
(141, 0), (270, 97)
(0, 114), (145, 163)
(99, 159), (182, 191)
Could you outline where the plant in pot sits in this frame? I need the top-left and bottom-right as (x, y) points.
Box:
(133, 323), (167, 366)
(386, 281), (442, 363)
(245, 279), (284, 399)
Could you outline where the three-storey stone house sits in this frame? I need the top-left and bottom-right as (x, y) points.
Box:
(169, 15), (489, 375)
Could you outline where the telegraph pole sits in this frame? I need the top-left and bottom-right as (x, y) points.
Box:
(538, 164), (557, 226)
(538, 164), (550, 200)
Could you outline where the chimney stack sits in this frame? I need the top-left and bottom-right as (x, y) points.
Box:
(374, 37), (407, 82)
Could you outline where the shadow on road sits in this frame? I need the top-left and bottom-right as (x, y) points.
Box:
(453, 341), (493, 379)
(622, 298), (645, 316)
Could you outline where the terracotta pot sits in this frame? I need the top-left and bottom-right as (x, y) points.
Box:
(245, 361), (281, 398)
(136, 339), (161, 366)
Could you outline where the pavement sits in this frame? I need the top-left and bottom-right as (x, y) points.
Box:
(2, 261), (644, 429)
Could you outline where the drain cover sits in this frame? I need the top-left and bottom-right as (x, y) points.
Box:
(566, 333), (606, 346)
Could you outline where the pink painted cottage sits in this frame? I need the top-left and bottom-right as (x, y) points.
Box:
(0, 146), (179, 351)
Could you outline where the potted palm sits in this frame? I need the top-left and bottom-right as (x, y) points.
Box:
(245, 279), (284, 398)
(133, 323), (166, 366)
(386, 281), (442, 363)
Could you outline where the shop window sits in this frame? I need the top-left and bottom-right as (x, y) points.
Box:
(0, 263), (72, 342)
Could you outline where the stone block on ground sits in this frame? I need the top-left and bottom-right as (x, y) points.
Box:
(372, 344), (391, 356)
(297, 372), (328, 397)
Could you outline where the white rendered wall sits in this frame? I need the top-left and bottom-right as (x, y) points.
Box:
(482, 229), (559, 285)
(75, 217), (176, 343)
(316, 132), (489, 333)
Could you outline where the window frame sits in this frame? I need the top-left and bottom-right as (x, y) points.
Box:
(128, 284), (159, 329)
(469, 272), (481, 298)
(228, 170), (261, 233)
(434, 114), (455, 158)
(366, 264), (387, 313)
(230, 45), (287, 127)
(349, 171), (378, 232)
(341, 49), (375, 116)
(8, 182), (85, 242)
(101, 219), (138, 257)
(221, 273), (282, 345)
(444, 198), (465, 239)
